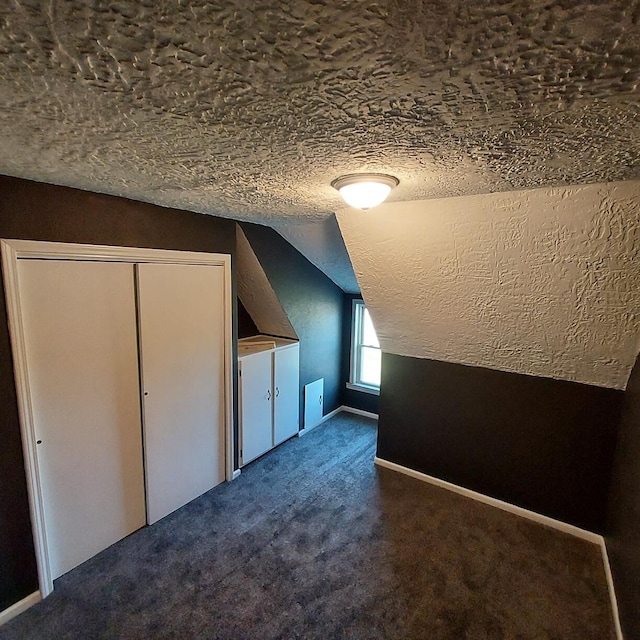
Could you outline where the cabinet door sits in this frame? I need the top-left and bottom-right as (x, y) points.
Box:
(273, 345), (300, 445)
(240, 350), (273, 464)
(137, 263), (226, 525)
(18, 260), (146, 579)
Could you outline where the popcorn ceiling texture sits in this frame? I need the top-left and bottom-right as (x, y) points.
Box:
(1, 1), (638, 381)
(0, 0), (638, 223)
(236, 227), (297, 340)
(336, 181), (640, 390)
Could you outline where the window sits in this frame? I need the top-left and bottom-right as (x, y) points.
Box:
(348, 300), (381, 394)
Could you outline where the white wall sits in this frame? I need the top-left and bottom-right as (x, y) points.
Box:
(337, 181), (640, 390)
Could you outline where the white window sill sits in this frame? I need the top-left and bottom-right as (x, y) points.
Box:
(346, 382), (380, 396)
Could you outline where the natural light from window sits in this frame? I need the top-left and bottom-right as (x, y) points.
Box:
(349, 300), (381, 393)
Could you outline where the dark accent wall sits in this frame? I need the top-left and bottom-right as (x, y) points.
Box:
(378, 353), (623, 532)
(340, 294), (380, 414)
(237, 299), (259, 338)
(0, 175), (237, 612)
(607, 355), (640, 640)
(239, 222), (343, 425)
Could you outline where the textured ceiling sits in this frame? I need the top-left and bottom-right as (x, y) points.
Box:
(1, 1), (639, 293)
(1, 0), (639, 225)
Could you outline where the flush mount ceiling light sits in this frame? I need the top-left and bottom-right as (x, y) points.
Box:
(331, 173), (399, 210)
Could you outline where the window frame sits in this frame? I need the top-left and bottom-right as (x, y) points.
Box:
(347, 299), (381, 395)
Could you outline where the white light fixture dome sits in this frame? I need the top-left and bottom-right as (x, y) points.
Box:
(331, 173), (399, 209)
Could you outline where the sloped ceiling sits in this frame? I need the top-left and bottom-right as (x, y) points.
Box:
(236, 225), (298, 340)
(270, 215), (359, 293)
(337, 181), (640, 390)
(0, 1), (638, 218)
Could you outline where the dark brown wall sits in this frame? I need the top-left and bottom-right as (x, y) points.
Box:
(0, 175), (237, 612)
(607, 355), (640, 640)
(237, 299), (259, 338)
(378, 353), (623, 532)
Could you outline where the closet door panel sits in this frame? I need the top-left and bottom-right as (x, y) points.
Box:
(239, 351), (273, 465)
(18, 260), (146, 579)
(137, 263), (226, 524)
(273, 346), (300, 445)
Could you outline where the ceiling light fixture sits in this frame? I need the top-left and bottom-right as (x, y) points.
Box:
(331, 173), (399, 210)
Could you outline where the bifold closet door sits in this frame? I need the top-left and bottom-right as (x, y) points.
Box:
(17, 260), (146, 580)
(137, 263), (226, 524)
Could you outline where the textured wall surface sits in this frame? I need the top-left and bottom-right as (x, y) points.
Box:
(0, 0), (638, 224)
(236, 226), (297, 340)
(337, 181), (640, 390)
(271, 216), (359, 293)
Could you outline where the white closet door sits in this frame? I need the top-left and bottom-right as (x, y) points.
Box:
(273, 345), (300, 445)
(137, 263), (226, 524)
(239, 350), (273, 465)
(18, 260), (146, 579)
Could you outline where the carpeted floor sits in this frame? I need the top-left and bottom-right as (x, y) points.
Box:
(1, 413), (615, 639)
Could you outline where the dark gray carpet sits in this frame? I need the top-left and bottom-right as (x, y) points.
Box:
(2, 414), (615, 639)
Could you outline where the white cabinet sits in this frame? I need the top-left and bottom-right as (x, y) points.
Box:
(238, 336), (300, 465)
(238, 349), (274, 464)
(273, 345), (300, 445)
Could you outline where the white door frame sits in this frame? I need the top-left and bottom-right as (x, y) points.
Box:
(1, 239), (235, 598)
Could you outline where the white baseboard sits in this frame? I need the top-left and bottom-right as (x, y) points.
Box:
(298, 406), (379, 436)
(374, 457), (600, 543)
(0, 591), (40, 627)
(298, 406), (342, 436)
(601, 541), (624, 640)
(320, 405), (343, 424)
(374, 456), (624, 638)
(231, 469), (241, 480)
(341, 406), (379, 420)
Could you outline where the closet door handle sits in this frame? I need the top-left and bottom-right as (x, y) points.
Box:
(275, 387), (280, 397)
(267, 390), (271, 400)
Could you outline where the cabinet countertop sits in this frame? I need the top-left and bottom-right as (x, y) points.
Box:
(238, 335), (298, 358)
